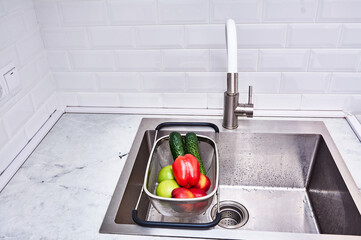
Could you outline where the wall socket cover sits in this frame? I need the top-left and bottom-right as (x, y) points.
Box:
(0, 62), (20, 104)
(4, 67), (20, 92)
(0, 76), (9, 101)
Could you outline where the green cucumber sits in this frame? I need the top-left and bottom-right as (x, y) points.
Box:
(185, 132), (206, 175)
(169, 131), (186, 160)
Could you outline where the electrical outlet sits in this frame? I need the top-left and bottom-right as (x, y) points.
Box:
(4, 67), (20, 92)
(0, 62), (20, 105)
(0, 77), (9, 102)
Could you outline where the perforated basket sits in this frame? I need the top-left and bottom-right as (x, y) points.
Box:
(143, 133), (219, 217)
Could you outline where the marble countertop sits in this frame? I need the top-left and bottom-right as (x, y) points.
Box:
(0, 113), (360, 239)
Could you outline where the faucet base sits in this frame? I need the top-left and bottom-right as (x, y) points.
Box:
(222, 91), (254, 129)
(222, 92), (239, 129)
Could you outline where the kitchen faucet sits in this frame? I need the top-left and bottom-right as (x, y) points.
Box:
(223, 19), (254, 129)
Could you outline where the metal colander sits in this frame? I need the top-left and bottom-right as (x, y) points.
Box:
(142, 134), (219, 217)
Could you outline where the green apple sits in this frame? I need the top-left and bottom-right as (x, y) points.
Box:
(156, 179), (180, 198)
(157, 165), (175, 183)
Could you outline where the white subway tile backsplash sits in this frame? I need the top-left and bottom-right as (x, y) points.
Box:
(116, 50), (161, 71)
(263, 0), (318, 22)
(19, 61), (40, 91)
(44, 93), (58, 114)
(119, 93), (163, 107)
(207, 93), (224, 108)
(141, 72), (185, 92)
(69, 51), (116, 71)
(16, 31), (44, 65)
(258, 50), (309, 72)
(0, 46), (20, 69)
(211, 0), (262, 23)
(309, 50), (361, 72)
(25, 0), (361, 114)
(96, 72), (140, 92)
(210, 49), (258, 72)
(89, 27), (135, 49)
(287, 24), (341, 48)
(0, 129), (28, 174)
(339, 25), (361, 48)
(77, 93), (120, 107)
(163, 93), (207, 108)
(4, 0), (32, 12)
(23, 6), (39, 32)
(0, 0), (58, 178)
(108, 0), (157, 25)
(237, 24), (287, 48)
(47, 51), (71, 71)
(57, 92), (79, 107)
(344, 95), (361, 113)
(36, 54), (50, 79)
(0, 121), (9, 150)
(162, 50), (209, 71)
(255, 94), (301, 110)
(54, 72), (96, 91)
(0, 13), (27, 49)
(44, 93), (59, 114)
(186, 72), (225, 92)
(0, 2), (6, 17)
(34, 1), (60, 26)
(58, 1), (107, 26)
(238, 72), (281, 93)
(158, 0), (209, 24)
(280, 73), (331, 93)
(185, 25), (225, 49)
(136, 26), (184, 49)
(3, 95), (35, 137)
(318, 0), (361, 22)
(24, 104), (49, 139)
(330, 73), (361, 94)
(41, 28), (89, 49)
(300, 94), (349, 110)
(30, 75), (55, 109)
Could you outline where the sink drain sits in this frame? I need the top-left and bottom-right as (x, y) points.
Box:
(211, 200), (249, 229)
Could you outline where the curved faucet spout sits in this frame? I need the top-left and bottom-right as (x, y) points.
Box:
(225, 19), (237, 74)
(223, 19), (254, 129)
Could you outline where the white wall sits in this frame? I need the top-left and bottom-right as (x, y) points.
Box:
(34, 0), (361, 112)
(0, 0), (57, 174)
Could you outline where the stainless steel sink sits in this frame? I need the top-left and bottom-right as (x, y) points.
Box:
(100, 118), (361, 239)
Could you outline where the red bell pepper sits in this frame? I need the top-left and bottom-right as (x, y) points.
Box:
(172, 154), (200, 188)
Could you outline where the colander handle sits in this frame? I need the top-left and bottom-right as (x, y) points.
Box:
(132, 209), (221, 229)
(155, 122), (219, 133)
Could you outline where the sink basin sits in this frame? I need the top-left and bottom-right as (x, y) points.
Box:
(100, 118), (361, 239)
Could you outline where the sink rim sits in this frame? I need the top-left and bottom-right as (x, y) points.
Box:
(100, 118), (361, 240)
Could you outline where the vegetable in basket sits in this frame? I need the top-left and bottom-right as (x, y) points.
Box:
(169, 132), (186, 160)
(172, 154), (200, 188)
(185, 132), (207, 175)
